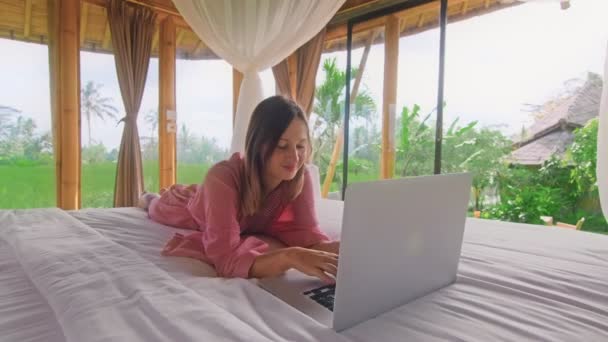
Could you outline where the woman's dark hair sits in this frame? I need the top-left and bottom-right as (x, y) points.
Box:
(240, 95), (311, 216)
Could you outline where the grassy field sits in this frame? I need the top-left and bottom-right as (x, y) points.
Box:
(0, 162), (378, 208)
(1, 162), (607, 235)
(0, 161), (212, 208)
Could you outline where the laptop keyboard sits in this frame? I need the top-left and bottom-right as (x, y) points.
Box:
(303, 284), (336, 311)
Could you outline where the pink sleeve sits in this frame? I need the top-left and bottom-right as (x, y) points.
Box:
(188, 166), (268, 278)
(267, 166), (331, 247)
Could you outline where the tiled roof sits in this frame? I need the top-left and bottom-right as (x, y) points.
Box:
(508, 130), (574, 166)
(520, 75), (602, 144)
(509, 74), (602, 166)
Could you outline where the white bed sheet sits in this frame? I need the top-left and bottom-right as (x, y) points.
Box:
(1, 201), (608, 342)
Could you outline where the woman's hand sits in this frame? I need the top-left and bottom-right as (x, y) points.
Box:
(310, 241), (340, 255)
(285, 247), (338, 283)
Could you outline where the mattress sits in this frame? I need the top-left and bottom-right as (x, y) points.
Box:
(1, 201), (607, 342)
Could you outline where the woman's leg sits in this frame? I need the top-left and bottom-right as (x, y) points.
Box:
(147, 185), (199, 230)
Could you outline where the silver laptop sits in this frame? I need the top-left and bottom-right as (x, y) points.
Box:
(258, 173), (472, 331)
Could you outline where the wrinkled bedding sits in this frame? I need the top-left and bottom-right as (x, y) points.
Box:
(1, 202), (607, 342)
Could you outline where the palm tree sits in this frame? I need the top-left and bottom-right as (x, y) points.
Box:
(144, 109), (158, 135)
(0, 105), (20, 141)
(312, 58), (376, 165)
(81, 81), (119, 146)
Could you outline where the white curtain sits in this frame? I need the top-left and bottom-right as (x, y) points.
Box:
(172, 0), (345, 154)
(598, 43), (608, 219)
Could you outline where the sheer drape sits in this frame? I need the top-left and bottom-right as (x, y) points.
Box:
(172, 0), (344, 153)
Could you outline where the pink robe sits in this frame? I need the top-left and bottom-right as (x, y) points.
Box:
(148, 153), (330, 278)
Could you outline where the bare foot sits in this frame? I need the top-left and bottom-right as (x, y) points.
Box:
(137, 192), (159, 210)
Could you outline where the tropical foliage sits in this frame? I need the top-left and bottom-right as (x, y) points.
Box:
(485, 119), (606, 233)
(81, 81), (119, 146)
(1, 64), (606, 234)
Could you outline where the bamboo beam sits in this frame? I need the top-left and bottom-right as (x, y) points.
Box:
(192, 39), (204, 56)
(83, 0), (190, 29)
(83, 0), (180, 17)
(399, 18), (408, 33)
(321, 30), (377, 198)
(462, 0), (469, 15)
(159, 17), (176, 190)
(417, 13), (425, 28)
(102, 14), (111, 49)
(47, 0), (81, 209)
(152, 26), (159, 52)
(326, 16), (385, 43)
(80, 2), (89, 46)
(381, 15), (399, 179)
(330, 0), (403, 25)
(326, 0), (508, 45)
(233, 68), (243, 128)
(24, 0), (32, 38)
(176, 29), (185, 46)
(325, 0), (443, 42)
(287, 54), (298, 99)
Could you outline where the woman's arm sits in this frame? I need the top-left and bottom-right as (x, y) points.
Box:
(250, 247), (338, 283)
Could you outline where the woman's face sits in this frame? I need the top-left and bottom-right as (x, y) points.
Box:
(266, 118), (309, 183)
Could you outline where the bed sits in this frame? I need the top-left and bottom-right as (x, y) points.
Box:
(1, 199), (607, 342)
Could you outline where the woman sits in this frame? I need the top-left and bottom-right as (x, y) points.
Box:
(140, 95), (339, 283)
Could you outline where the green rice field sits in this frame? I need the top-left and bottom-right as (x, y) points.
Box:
(0, 161), (211, 208)
(2, 162), (606, 235)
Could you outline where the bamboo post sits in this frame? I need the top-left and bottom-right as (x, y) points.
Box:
(47, 0), (81, 209)
(233, 68), (243, 128)
(321, 30), (377, 198)
(321, 130), (344, 198)
(159, 16), (176, 190)
(24, 0), (32, 38)
(381, 15), (399, 179)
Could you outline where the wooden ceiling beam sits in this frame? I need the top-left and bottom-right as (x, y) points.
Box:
(83, 0), (191, 29)
(152, 26), (159, 51)
(192, 39), (205, 55)
(326, 0), (443, 42)
(399, 17), (408, 33)
(325, 15), (386, 44)
(83, 0), (178, 16)
(327, 0), (507, 44)
(102, 13), (111, 49)
(331, 0), (415, 26)
(80, 2), (89, 46)
(176, 29), (185, 46)
(24, 0), (32, 38)
(416, 13), (425, 28)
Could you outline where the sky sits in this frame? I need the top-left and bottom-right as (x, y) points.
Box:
(0, 0), (606, 151)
